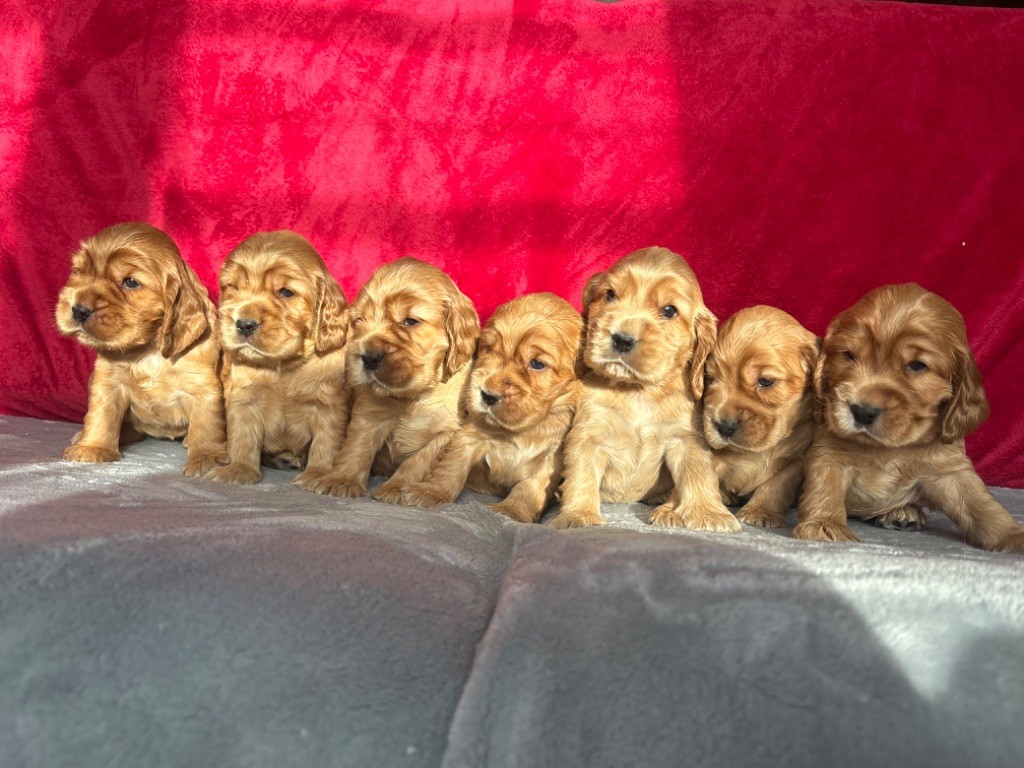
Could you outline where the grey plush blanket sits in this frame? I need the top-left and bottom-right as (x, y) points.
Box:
(2, 415), (1023, 768)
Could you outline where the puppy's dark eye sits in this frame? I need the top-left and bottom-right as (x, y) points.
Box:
(661, 305), (678, 319)
(277, 288), (295, 298)
(402, 318), (420, 327)
(529, 359), (546, 371)
(757, 377), (776, 389)
(844, 351), (856, 362)
(605, 289), (617, 303)
(122, 277), (140, 289)
(907, 360), (927, 373)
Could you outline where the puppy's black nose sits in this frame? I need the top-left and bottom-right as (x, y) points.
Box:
(611, 332), (636, 354)
(715, 419), (739, 439)
(361, 350), (385, 371)
(850, 403), (882, 426)
(235, 318), (259, 337)
(71, 304), (93, 323)
(481, 389), (501, 407)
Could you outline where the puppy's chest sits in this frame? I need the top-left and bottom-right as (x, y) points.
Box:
(385, 400), (460, 463)
(845, 460), (919, 513)
(586, 392), (689, 458)
(121, 354), (196, 436)
(473, 437), (551, 492)
(715, 452), (775, 498)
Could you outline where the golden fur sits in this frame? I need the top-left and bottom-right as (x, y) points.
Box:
(394, 293), (583, 521)
(794, 283), (1024, 553)
(55, 222), (225, 475)
(551, 246), (737, 531)
(207, 231), (350, 485)
(307, 257), (480, 498)
(703, 306), (818, 527)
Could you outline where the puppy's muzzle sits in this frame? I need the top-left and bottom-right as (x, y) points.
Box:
(850, 402), (882, 426)
(480, 389), (500, 407)
(361, 349), (386, 372)
(235, 318), (259, 338)
(714, 419), (739, 439)
(611, 332), (636, 354)
(71, 304), (93, 324)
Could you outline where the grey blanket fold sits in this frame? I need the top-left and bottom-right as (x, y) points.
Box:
(2, 416), (1022, 768)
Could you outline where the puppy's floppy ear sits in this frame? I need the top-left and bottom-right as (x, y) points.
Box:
(940, 346), (989, 442)
(811, 341), (831, 424)
(159, 261), (211, 359)
(313, 274), (348, 355)
(581, 272), (605, 320)
(688, 307), (717, 399)
(803, 336), (823, 383)
(443, 289), (480, 379)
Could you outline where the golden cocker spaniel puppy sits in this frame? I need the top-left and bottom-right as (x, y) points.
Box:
(207, 231), (350, 485)
(306, 257), (480, 498)
(552, 246), (738, 531)
(794, 283), (1024, 553)
(396, 292), (584, 521)
(55, 222), (225, 476)
(703, 306), (819, 527)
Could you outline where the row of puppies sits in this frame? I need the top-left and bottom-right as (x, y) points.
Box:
(56, 223), (1024, 553)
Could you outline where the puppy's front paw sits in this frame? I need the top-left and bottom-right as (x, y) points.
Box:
(399, 484), (454, 509)
(182, 451), (225, 478)
(489, 501), (540, 524)
(372, 478), (409, 505)
(550, 509), (605, 529)
(62, 443), (120, 463)
(675, 502), (742, 533)
(736, 504), (787, 528)
(793, 520), (859, 543)
(871, 507), (925, 531)
(309, 473), (366, 498)
(994, 531), (1024, 554)
(649, 502), (685, 528)
(293, 467), (325, 490)
(206, 462), (261, 485)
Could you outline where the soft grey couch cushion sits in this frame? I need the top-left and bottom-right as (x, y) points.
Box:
(2, 416), (1023, 768)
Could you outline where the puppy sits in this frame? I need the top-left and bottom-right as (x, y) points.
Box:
(307, 257), (479, 498)
(396, 293), (583, 522)
(551, 246), (737, 531)
(703, 306), (818, 527)
(55, 222), (225, 475)
(794, 283), (1024, 553)
(207, 231), (349, 485)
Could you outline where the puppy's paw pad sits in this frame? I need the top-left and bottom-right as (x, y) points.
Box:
(793, 520), (859, 543)
(206, 463), (261, 485)
(489, 502), (539, 524)
(736, 505), (787, 529)
(550, 511), (605, 530)
(994, 531), (1024, 554)
(871, 507), (925, 531)
(679, 503), (742, 533)
(62, 444), (120, 463)
(649, 503), (685, 528)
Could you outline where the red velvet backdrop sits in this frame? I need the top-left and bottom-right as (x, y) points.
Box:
(2, 0), (1023, 486)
